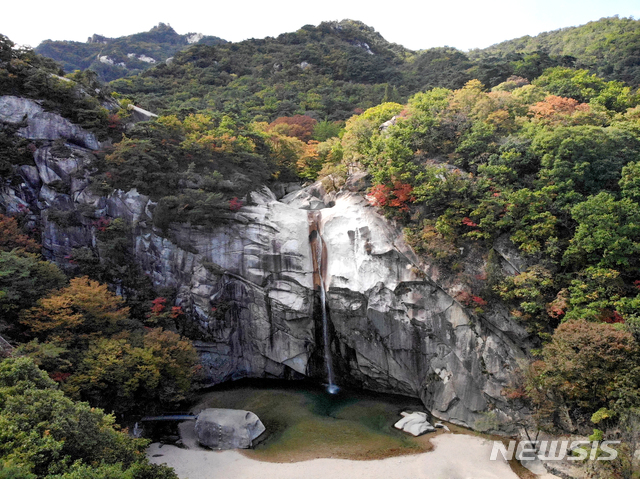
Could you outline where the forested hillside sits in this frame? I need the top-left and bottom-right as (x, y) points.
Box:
(472, 16), (640, 86)
(35, 18), (640, 122)
(2, 16), (640, 478)
(104, 18), (579, 120)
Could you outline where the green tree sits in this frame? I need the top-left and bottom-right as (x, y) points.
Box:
(0, 251), (66, 334)
(564, 192), (640, 270)
(0, 357), (177, 478)
(312, 120), (342, 142)
(533, 67), (639, 111)
(341, 102), (403, 166)
(67, 329), (197, 416)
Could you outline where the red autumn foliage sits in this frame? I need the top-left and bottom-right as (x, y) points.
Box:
(229, 197), (243, 211)
(462, 217), (478, 227)
(268, 115), (318, 142)
(50, 371), (71, 382)
(171, 306), (184, 319)
(547, 304), (565, 319)
(472, 295), (487, 306)
(63, 254), (77, 265)
(92, 216), (111, 232)
(455, 291), (487, 308)
(547, 289), (569, 319)
(107, 114), (121, 130)
(389, 182), (415, 212)
(366, 184), (391, 207)
(151, 297), (167, 315)
(502, 385), (528, 401)
(602, 311), (625, 324)
(366, 182), (415, 212)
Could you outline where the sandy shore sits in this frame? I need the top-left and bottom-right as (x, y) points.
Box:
(147, 433), (522, 479)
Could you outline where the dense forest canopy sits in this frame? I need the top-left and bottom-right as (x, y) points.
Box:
(471, 16), (640, 87)
(2, 15), (640, 478)
(34, 17), (640, 122)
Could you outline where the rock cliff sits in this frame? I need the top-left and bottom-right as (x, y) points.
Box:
(0, 97), (532, 431)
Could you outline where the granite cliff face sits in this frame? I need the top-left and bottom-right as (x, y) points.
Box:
(0, 97), (531, 431)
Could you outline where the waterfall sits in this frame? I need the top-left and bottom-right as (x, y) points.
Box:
(309, 212), (339, 394)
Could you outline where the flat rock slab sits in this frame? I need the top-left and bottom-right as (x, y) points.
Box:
(393, 411), (436, 436)
(195, 408), (265, 450)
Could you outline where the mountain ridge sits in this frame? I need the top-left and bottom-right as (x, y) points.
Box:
(35, 22), (227, 81)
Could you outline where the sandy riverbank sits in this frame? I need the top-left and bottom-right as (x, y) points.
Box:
(148, 433), (524, 479)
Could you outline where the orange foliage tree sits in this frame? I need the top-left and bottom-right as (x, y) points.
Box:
(528, 95), (596, 126)
(528, 319), (640, 424)
(22, 276), (129, 341)
(268, 115), (318, 142)
(296, 140), (321, 179)
(0, 214), (40, 253)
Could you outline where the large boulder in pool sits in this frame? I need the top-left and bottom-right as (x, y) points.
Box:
(194, 408), (266, 449)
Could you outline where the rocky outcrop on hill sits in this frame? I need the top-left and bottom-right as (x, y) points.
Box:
(35, 23), (227, 81)
(0, 106), (533, 432)
(0, 96), (102, 150)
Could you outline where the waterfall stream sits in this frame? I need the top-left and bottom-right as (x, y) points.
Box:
(309, 212), (338, 394)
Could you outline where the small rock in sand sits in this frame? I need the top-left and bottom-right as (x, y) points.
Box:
(393, 411), (436, 436)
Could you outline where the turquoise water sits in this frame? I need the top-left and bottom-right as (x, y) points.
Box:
(190, 380), (437, 461)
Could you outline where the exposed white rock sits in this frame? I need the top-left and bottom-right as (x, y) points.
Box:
(124, 53), (156, 64)
(98, 55), (124, 66)
(0, 96), (101, 150)
(31, 177), (529, 430)
(137, 54), (156, 63)
(186, 33), (204, 44)
(126, 104), (158, 122)
(353, 40), (374, 55)
(379, 116), (397, 132)
(394, 411), (436, 436)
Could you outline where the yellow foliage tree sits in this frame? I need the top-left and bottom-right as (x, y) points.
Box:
(21, 276), (129, 341)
